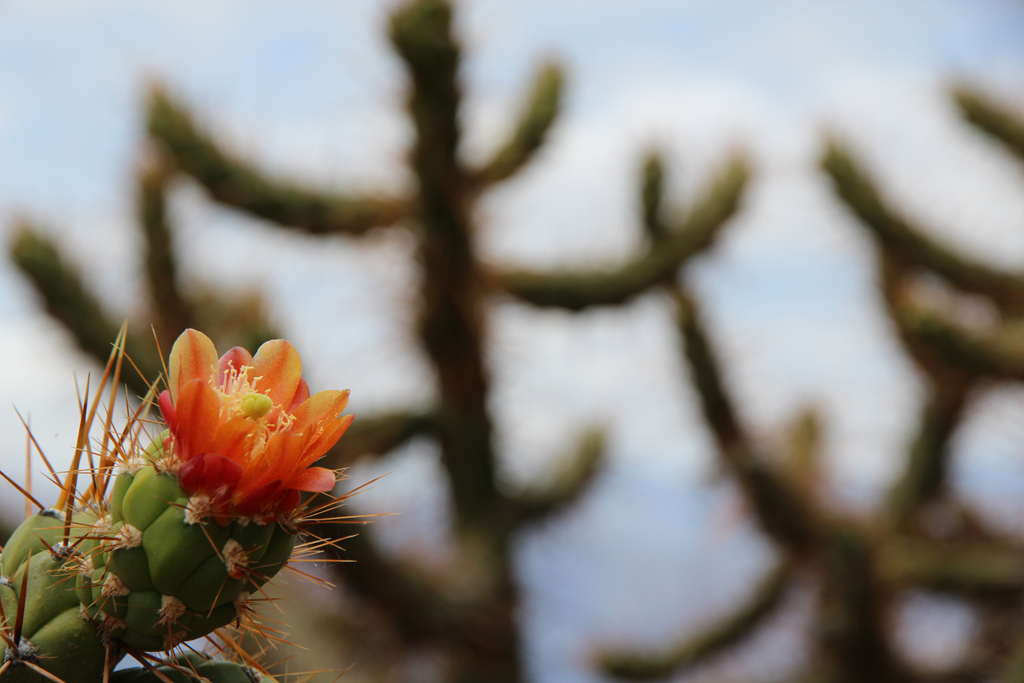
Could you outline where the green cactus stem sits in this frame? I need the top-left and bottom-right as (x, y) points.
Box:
(494, 158), (748, 311)
(0, 510), (65, 579)
(509, 428), (605, 525)
(147, 88), (411, 236)
(674, 288), (820, 553)
(469, 62), (564, 189)
(76, 466), (296, 652)
(815, 527), (914, 683)
(9, 226), (162, 396)
(639, 152), (667, 241)
(139, 155), (193, 342)
(877, 537), (1024, 598)
(823, 142), (1024, 313)
(599, 560), (791, 680)
(884, 378), (970, 530)
(0, 542), (109, 683)
(953, 85), (1024, 163)
(110, 652), (276, 683)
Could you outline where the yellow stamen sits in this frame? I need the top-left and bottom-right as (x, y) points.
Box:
(206, 359), (299, 469)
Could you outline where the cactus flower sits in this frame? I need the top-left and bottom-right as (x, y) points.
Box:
(158, 329), (352, 519)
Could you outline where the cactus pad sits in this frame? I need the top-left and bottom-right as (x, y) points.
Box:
(110, 653), (276, 683)
(0, 541), (107, 683)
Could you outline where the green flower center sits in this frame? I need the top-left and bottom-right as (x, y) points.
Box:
(240, 393), (274, 419)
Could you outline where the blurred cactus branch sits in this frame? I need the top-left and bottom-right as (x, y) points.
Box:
(979, 603), (1024, 683)
(640, 153), (667, 241)
(780, 409), (823, 498)
(825, 143), (1019, 529)
(321, 410), (436, 468)
(604, 84), (1024, 683)
(139, 153), (193, 341)
(319, 521), (522, 681)
(823, 142), (1024, 313)
(898, 306), (1024, 380)
(953, 85), (1024, 163)
(673, 287), (820, 553)
(669, 288), (914, 679)
(130, 2), (589, 679)
(147, 88), (411, 236)
(815, 528), (914, 683)
(1001, 641), (1024, 683)
(884, 378), (969, 529)
(494, 158), (748, 311)
(877, 255), (974, 526)
(510, 428), (604, 525)
(598, 560), (791, 680)
(9, 224), (162, 396)
(390, 0), (504, 537)
(10, 152), (280, 398)
(877, 538), (1024, 598)
(469, 63), (564, 189)
(322, 530), (487, 647)
(818, 111), (1024, 682)
(882, 249), (1024, 382)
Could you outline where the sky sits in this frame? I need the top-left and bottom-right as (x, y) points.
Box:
(0, 1), (1022, 680)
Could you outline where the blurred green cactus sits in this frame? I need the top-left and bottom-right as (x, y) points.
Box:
(130, 1), (748, 681)
(597, 87), (1024, 682)
(10, 158), (278, 398)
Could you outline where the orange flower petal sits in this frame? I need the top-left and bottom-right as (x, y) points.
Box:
(210, 420), (260, 467)
(173, 379), (221, 459)
(285, 467), (336, 493)
(298, 413), (354, 470)
(288, 378), (310, 413)
(158, 390), (177, 431)
(288, 390), (351, 465)
(234, 429), (303, 499)
(251, 340), (303, 408)
(218, 346), (254, 385)
(269, 414), (354, 489)
(169, 329), (218, 402)
(290, 390), (349, 431)
(240, 403), (349, 498)
(175, 379), (255, 463)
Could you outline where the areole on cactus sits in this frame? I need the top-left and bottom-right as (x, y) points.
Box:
(0, 326), (358, 682)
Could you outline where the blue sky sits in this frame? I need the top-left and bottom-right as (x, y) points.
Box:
(0, 1), (1022, 679)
